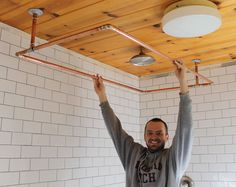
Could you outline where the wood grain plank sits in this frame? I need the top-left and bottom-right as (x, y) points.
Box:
(23, 0), (154, 35)
(0, 0), (104, 31)
(0, 0), (31, 16)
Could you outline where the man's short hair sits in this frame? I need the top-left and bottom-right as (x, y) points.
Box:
(144, 118), (168, 135)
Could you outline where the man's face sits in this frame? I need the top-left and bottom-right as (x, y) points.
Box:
(144, 121), (169, 152)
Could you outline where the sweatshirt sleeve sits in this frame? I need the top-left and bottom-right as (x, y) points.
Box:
(100, 101), (141, 169)
(170, 92), (193, 176)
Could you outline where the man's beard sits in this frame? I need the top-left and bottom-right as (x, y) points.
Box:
(147, 140), (165, 153)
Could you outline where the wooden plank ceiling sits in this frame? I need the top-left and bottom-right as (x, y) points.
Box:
(0, 0), (236, 77)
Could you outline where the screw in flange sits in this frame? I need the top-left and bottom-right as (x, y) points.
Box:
(28, 8), (44, 16)
(192, 59), (201, 64)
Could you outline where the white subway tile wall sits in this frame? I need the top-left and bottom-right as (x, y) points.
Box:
(140, 64), (236, 187)
(0, 23), (140, 187)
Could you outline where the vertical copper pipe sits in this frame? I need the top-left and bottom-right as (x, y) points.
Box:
(195, 62), (199, 85)
(30, 13), (38, 49)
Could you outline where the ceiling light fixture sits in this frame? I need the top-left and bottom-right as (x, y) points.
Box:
(162, 0), (222, 38)
(129, 47), (155, 66)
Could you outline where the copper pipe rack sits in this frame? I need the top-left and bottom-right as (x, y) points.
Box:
(16, 11), (213, 93)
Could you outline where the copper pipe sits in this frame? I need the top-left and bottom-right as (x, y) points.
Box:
(103, 24), (173, 62)
(16, 14), (213, 92)
(16, 24), (213, 84)
(106, 24), (213, 84)
(19, 55), (143, 92)
(20, 55), (93, 78)
(18, 54), (211, 93)
(16, 26), (102, 57)
(144, 83), (211, 93)
(195, 62), (199, 85)
(30, 13), (38, 49)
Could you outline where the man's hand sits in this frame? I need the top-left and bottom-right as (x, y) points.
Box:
(92, 74), (107, 103)
(173, 60), (189, 94)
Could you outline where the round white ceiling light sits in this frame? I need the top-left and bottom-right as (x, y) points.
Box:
(162, 0), (222, 38)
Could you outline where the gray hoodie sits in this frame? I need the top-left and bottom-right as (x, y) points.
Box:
(100, 93), (193, 187)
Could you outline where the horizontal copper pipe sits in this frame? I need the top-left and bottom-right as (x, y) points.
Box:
(16, 26), (102, 57)
(106, 25), (213, 84)
(16, 19), (213, 93)
(144, 83), (211, 93)
(18, 54), (211, 93)
(18, 55), (142, 92)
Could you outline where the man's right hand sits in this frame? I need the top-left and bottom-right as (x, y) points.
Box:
(92, 74), (108, 103)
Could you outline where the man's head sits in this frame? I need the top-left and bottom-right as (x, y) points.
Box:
(144, 118), (169, 152)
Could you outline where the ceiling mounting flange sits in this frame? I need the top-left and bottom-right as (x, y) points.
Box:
(28, 8), (44, 16)
(192, 59), (201, 64)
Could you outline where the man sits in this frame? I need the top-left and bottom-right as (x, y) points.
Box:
(93, 60), (193, 187)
